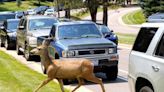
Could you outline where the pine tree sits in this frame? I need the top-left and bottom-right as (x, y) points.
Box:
(140, 0), (164, 17)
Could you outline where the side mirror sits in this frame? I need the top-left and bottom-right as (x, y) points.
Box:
(18, 26), (24, 29)
(0, 26), (5, 30)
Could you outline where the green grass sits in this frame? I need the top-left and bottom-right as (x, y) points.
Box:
(0, 1), (53, 11)
(122, 10), (146, 25)
(116, 33), (136, 45)
(0, 50), (69, 92)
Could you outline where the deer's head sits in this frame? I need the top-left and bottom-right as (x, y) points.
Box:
(30, 45), (46, 55)
(30, 38), (51, 55)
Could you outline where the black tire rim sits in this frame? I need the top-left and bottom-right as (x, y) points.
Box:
(41, 62), (46, 73)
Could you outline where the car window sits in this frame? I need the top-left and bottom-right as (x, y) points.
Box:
(99, 25), (111, 33)
(132, 27), (158, 53)
(49, 25), (56, 38)
(155, 34), (164, 58)
(58, 24), (102, 39)
(7, 20), (19, 30)
(28, 18), (57, 31)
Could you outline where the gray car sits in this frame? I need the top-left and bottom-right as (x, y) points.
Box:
(16, 15), (58, 61)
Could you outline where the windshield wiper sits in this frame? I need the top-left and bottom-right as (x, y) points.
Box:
(62, 37), (80, 39)
(81, 35), (101, 38)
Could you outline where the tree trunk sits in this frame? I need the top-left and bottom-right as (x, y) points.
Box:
(86, 0), (99, 22)
(103, 0), (108, 26)
(89, 7), (98, 22)
(65, 8), (71, 19)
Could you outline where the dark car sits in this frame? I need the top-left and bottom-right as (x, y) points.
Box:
(34, 6), (49, 14)
(15, 11), (25, 19)
(0, 19), (20, 49)
(0, 12), (16, 25)
(97, 24), (118, 45)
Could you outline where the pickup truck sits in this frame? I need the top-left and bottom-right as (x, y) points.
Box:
(38, 21), (119, 80)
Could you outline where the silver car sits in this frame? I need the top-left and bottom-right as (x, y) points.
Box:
(16, 15), (58, 61)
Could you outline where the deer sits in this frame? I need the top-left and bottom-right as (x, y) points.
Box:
(30, 39), (105, 92)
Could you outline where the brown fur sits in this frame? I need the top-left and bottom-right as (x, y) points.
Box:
(31, 39), (105, 92)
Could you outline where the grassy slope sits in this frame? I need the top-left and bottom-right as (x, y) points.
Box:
(0, 1), (53, 11)
(122, 10), (146, 25)
(116, 33), (136, 45)
(0, 50), (69, 92)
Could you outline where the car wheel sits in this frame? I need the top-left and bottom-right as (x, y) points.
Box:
(24, 44), (32, 61)
(5, 39), (10, 50)
(105, 66), (118, 80)
(0, 37), (4, 47)
(139, 86), (154, 92)
(16, 43), (22, 55)
(41, 61), (46, 74)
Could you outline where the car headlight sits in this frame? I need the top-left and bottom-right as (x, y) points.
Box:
(62, 50), (75, 57)
(29, 37), (37, 45)
(108, 48), (115, 54)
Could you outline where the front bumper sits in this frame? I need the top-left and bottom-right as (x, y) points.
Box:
(72, 54), (118, 66)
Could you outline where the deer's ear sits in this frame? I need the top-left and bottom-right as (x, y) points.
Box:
(42, 38), (53, 46)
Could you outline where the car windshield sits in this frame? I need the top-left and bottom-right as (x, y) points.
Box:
(7, 20), (19, 30)
(99, 25), (111, 33)
(58, 24), (102, 39)
(47, 9), (53, 12)
(29, 18), (57, 31)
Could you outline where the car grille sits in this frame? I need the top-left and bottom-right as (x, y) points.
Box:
(78, 49), (106, 55)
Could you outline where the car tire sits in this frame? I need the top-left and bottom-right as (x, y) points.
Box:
(0, 37), (4, 47)
(5, 39), (10, 50)
(16, 43), (22, 55)
(139, 86), (154, 92)
(105, 66), (118, 80)
(24, 44), (32, 61)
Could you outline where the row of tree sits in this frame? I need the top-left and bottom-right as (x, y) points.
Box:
(140, 0), (164, 17)
(15, 0), (132, 25)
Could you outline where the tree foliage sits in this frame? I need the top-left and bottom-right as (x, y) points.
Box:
(16, 0), (22, 7)
(140, 0), (164, 17)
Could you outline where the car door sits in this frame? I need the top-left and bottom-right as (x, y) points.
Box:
(151, 33), (164, 92)
(17, 18), (27, 48)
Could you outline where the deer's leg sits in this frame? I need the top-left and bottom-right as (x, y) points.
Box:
(72, 77), (82, 92)
(84, 75), (105, 92)
(33, 78), (53, 92)
(57, 79), (65, 92)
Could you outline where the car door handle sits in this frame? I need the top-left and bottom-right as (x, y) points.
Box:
(152, 65), (160, 72)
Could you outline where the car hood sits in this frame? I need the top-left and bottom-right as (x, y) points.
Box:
(7, 29), (17, 33)
(31, 29), (51, 37)
(57, 38), (115, 50)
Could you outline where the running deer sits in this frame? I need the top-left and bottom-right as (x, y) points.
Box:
(30, 39), (105, 92)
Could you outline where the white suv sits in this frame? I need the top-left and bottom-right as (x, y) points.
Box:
(129, 23), (164, 92)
